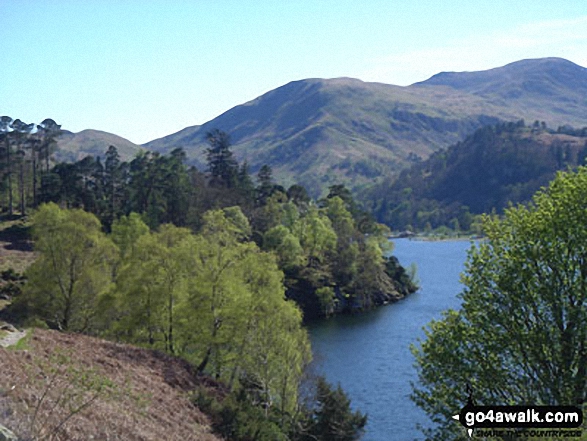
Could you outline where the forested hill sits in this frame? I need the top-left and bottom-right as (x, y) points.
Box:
(364, 121), (587, 231)
(144, 57), (587, 196)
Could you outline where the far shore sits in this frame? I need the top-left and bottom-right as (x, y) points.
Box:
(390, 233), (483, 242)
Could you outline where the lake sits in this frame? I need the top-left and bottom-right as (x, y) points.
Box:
(307, 239), (474, 441)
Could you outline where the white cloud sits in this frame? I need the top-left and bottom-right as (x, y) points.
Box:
(361, 16), (587, 86)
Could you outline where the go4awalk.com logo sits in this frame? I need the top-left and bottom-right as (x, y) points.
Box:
(452, 389), (584, 438)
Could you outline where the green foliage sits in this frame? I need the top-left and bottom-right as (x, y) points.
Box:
(127, 149), (191, 228)
(206, 129), (239, 188)
(113, 222), (194, 353)
(193, 375), (367, 441)
(5, 128), (418, 320)
(315, 287), (336, 317)
(293, 206), (337, 267)
(222, 206), (253, 240)
(253, 188), (415, 318)
(263, 225), (305, 271)
(111, 208), (312, 415)
(5, 128), (422, 439)
(22, 203), (118, 332)
(412, 167), (587, 439)
(110, 212), (150, 259)
(0, 269), (25, 299)
(301, 376), (367, 441)
(216, 395), (289, 441)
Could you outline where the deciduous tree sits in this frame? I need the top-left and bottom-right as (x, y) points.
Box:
(412, 167), (587, 440)
(23, 203), (118, 332)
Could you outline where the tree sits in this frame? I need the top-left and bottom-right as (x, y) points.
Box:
(287, 184), (310, 206)
(324, 196), (358, 287)
(256, 164), (274, 205)
(110, 212), (150, 260)
(263, 225), (304, 271)
(237, 160), (255, 204)
(22, 203), (118, 332)
(206, 129), (238, 188)
(128, 151), (167, 227)
(412, 167), (587, 440)
(301, 376), (367, 441)
(113, 222), (194, 352)
(162, 148), (191, 226)
(34, 119), (61, 207)
(103, 145), (124, 229)
(36, 118), (61, 174)
(0, 116), (14, 215)
(10, 119), (34, 215)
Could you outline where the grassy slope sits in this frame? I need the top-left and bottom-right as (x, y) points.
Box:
(0, 329), (223, 441)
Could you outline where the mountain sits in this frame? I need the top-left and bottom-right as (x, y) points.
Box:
(364, 121), (587, 231)
(417, 57), (587, 100)
(143, 58), (587, 196)
(56, 129), (142, 162)
(143, 78), (501, 196)
(415, 57), (587, 127)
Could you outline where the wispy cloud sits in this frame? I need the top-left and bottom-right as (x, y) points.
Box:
(361, 16), (587, 85)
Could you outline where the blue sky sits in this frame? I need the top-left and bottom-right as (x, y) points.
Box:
(2, 0), (586, 144)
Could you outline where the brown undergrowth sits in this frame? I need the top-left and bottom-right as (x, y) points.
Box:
(0, 329), (224, 441)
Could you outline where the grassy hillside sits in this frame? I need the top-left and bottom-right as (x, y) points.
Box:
(0, 329), (223, 440)
(144, 78), (502, 196)
(365, 121), (587, 231)
(56, 129), (143, 162)
(144, 58), (587, 197)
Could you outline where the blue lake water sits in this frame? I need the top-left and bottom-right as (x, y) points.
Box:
(307, 239), (474, 440)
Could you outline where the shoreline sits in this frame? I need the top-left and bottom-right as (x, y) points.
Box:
(390, 234), (482, 242)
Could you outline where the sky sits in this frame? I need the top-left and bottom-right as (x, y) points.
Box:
(2, 0), (587, 145)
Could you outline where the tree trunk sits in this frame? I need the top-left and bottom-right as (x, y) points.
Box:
(168, 290), (174, 354)
(32, 152), (37, 208)
(197, 347), (212, 373)
(6, 139), (12, 216)
(19, 159), (25, 216)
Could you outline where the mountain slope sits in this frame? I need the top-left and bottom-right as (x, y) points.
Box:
(365, 122), (587, 230)
(144, 58), (587, 196)
(144, 78), (502, 196)
(417, 57), (587, 99)
(415, 57), (587, 128)
(56, 129), (143, 162)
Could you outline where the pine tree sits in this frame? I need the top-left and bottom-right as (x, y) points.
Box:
(206, 129), (238, 188)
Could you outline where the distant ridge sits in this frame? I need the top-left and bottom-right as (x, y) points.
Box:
(416, 57), (587, 98)
(56, 129), (142, 162)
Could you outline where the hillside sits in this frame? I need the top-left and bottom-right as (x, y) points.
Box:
(0, 328), (223, 441)
(143, 58), (587, 196)
(365, 121), (587, 231)
(56, 129), (143, 162)
(144, 78), (500, 196)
